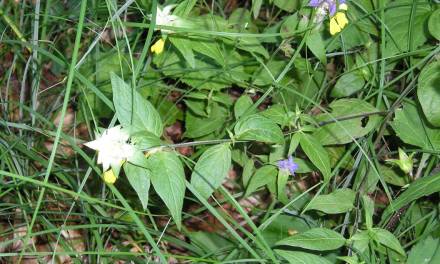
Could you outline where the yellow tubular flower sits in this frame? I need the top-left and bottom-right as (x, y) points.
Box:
(151, 38), (165, 54)
(329, 12), (349, 35)
(103, 169), (117, 184)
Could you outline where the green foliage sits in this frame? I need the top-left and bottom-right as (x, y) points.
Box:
(2, 0), (440, 262)
(191, 144), (231, 199)
(306, 188), (356, 214)
(276, 228), (346, 251)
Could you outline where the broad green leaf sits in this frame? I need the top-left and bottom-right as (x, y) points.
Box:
(173, 0), (197, 17)
(391, 102), (440, 150)
(307, 31), (327, 64)
(169, 36), (196, 68)
(235, 114), (284, 145)
(252, 0), (262, 19)
(245, 165), (277, 196)
(185, 102), (228, 138)
(350, 230), (370, 254)
(407, 236), (440, 264)
(428, 9), (440, 40)
(417, 61), (440, 126)
(123, 162), (150, 209)
(314, 99), (381, 145)
(261, 104), (290, 127)
(276, 228), (346, 251)
(236, 37), (269, 59)
(300, 133), (332, 182)
(274, 0), (300, 12)
(275, 250), (332, 264)
(370, 228), (405, 256)
(261, 215), (311, 246)
(111, 73), (163, 136)
(384, 1), (431, 57)
(381, 172), (440, 221)
(234, 95), (255, 119)
(306, 188), (356, 214)
(131, 131), (162, 150)
(191, 144), (231, 199)
(331, 71), (365, 98)
(191, 38), (225, 65)
(148, 151), (185, 229)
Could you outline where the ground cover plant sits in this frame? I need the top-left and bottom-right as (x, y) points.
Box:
(0, 0), (440, 263)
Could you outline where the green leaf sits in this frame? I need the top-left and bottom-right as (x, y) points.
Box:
(111, 73), (163, 136)
(252, 0), (263, 19)
(148, 151), (185, 229)
(306, 189), (356, 214)
(300, 133), (332, 182)
(173, 0), (197, 17)
(245, 165), (277, 196)
(274, 0), (300, 12)
(185, 102), (228, 138)
(391, 102), (440, 151)
(261, 104), (290, 127)
(381, 172), (440, 222)
(417, 61), (440, 126)
(169, 36), (196, 68)
(235, 114), (285, 145)
(384, 1), (431, 57)
(234, 95), (255, 119)
(407, 236), (440, 264)
(275, 250), (333, 264)
(313, 99), (381, 145)
(362, 195), (374, 230)
(307, 31), (327, 64)
(191, 144), (231, 199)
(123, 162), (150, 209)
(370, 228), (405, 256)
(190, 37), (225, 65)
(331, 71), (365, 98)
(131, 131), (162, 150)
(428, 9), (440, 40)
(276, 228), (346, 251)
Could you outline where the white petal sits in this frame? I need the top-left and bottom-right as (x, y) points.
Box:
(84, 139), (101, 151)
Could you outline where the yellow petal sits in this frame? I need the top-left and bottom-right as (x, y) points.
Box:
(339, 3), (348, 11)
(103, 169), (117, 184)
(329, 17), (341, 35)
(335, 12), (348, 29)
(151, 38), (165, 54)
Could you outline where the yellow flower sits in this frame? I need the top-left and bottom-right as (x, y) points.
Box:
(329, 12), (348, 35)
(103, 169), (117, 184)
(151, 39), (165, 54)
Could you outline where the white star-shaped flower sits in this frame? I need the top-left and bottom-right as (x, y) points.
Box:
(152, 5), (182, 32)
(84, 126), (135, 171)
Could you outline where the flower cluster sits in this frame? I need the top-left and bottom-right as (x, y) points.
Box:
(84, 126), (135, 183)
(277, 156), (299, 176)
(309, 0), (349, 35)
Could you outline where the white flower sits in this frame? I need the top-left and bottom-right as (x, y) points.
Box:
(84, 126), (135, 171)
(154, 5), (181, 30)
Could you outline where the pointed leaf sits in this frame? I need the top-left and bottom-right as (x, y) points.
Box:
(300, 133), (331, 182)
(148, 151), (185, 229)
(111, 73), (163, 136)
(235, 114), (284, 144)
(123, 162), (150, 209)
(276, 250), (333, 264)
(191, 144), (231, 199)
(276, 228), (346, 251)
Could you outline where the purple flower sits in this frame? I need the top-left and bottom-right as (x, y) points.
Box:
(277, 156), (299, 176)
(308, 0), (346, 16)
